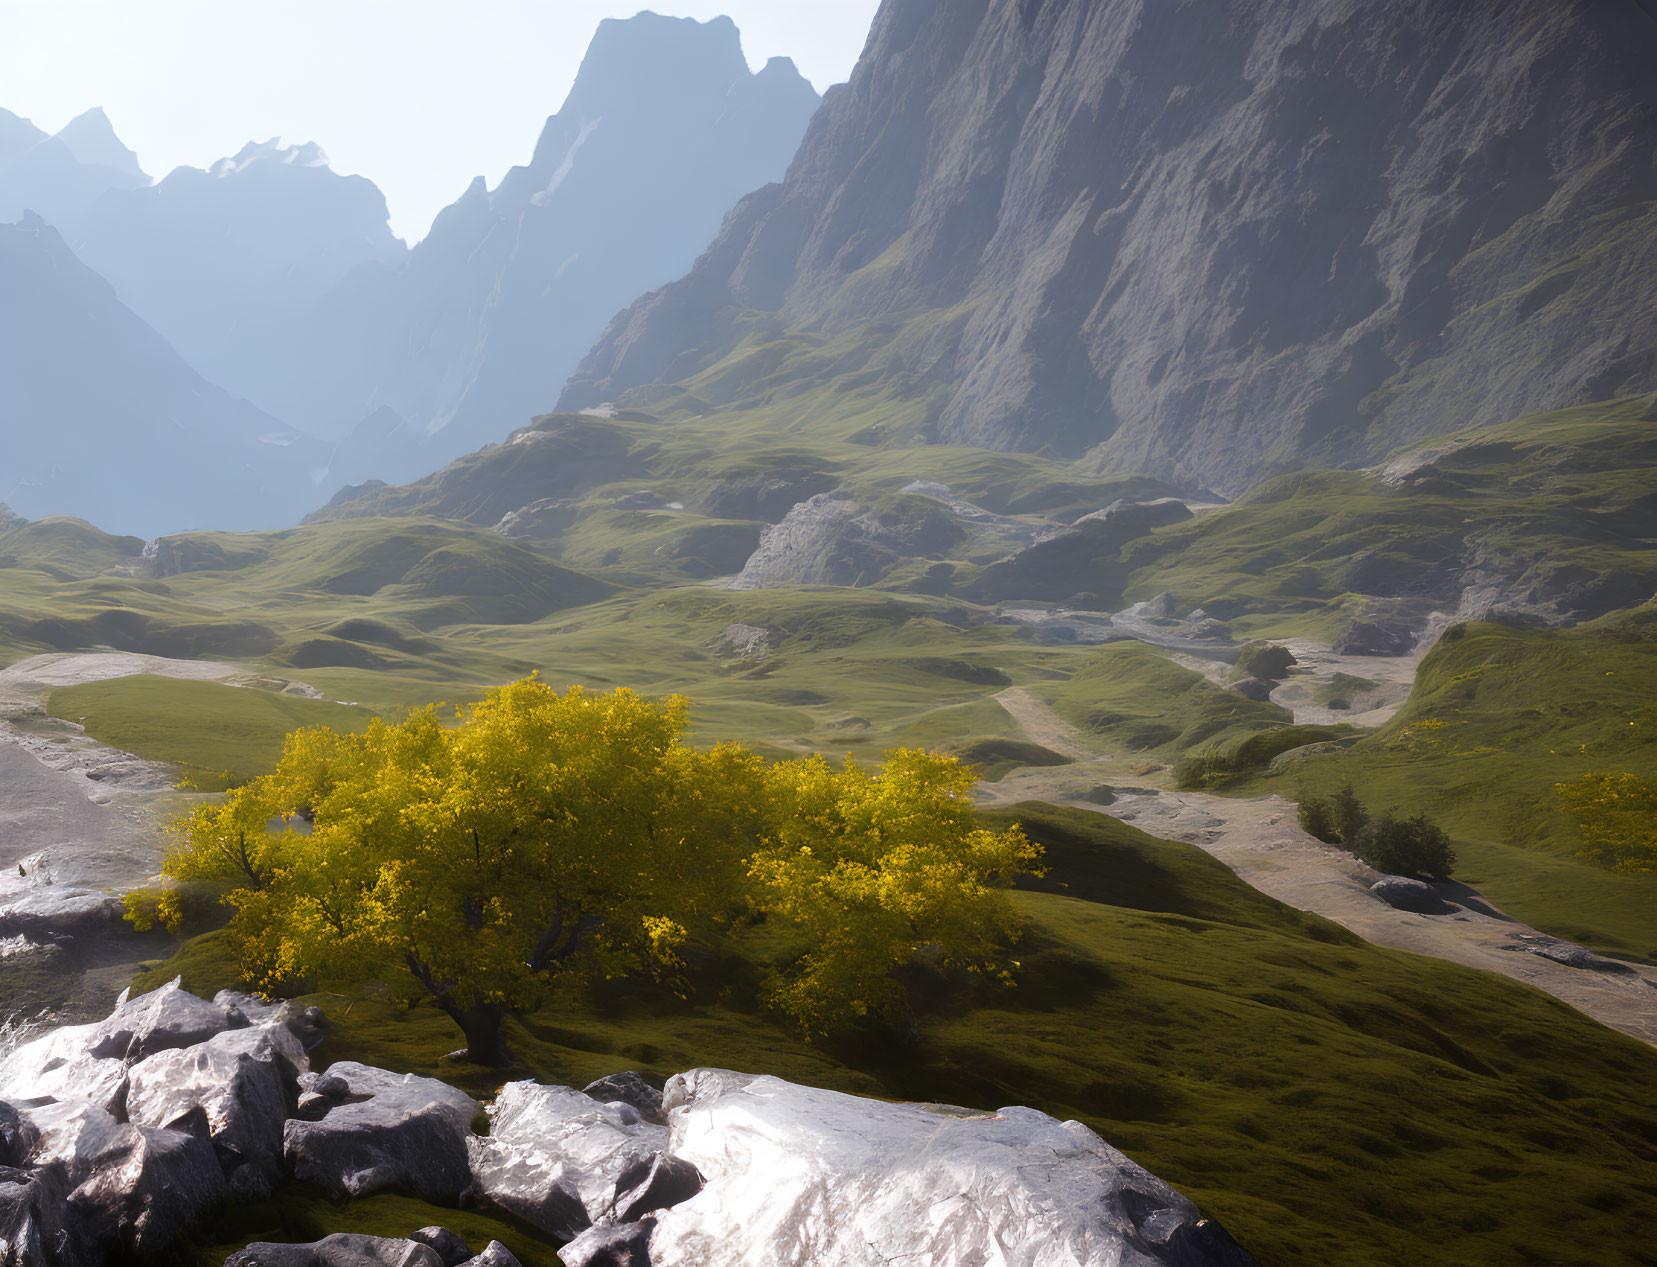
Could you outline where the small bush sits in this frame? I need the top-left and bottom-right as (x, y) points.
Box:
(1351, 811), (1457, 880)
(1236, 642), (1297, 681)
(1297, 783), (1368, 845)
(1330, 784), (1368, 845)
(1298, 797), (1340, 843)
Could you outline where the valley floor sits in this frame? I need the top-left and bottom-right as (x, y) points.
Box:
(978, 689), (1657, 1048)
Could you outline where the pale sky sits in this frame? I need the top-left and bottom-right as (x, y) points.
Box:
(1, 0), (881, 241)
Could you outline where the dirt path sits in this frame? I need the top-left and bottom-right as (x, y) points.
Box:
(0, 652), (317, 1023)
(983, 688), (1657, 1049)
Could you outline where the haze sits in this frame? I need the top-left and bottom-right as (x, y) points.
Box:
(1, 0), (879, 241)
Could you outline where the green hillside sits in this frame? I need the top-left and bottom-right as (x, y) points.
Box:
(138, 804), (1657, 1267)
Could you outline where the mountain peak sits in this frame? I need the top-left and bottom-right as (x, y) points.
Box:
(209, 138), (331, 178)
(53, 106), (146, 180)
(562, 11), (752, 118)
(0, 107), (47, 162)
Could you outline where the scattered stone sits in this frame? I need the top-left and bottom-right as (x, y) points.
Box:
(559, 1219), (656, 1267)
(0, 1021), (128, 1116)
(647, 1068), (1258, 1266)
(1503, 938), (1635, 974)
(224, 1232), (446, 1267)
(283, 1062), (478, 1204)
(1369, 877), (1453, 916)
(583, 1071), (665, 1125)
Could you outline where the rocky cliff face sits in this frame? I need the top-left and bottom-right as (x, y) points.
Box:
(291, 12), (821, 489)
(563, 0), (1657, 494)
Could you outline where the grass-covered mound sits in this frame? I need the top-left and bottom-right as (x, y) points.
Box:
(136, 804), (1657, 1267)
(46, 675), (376, 790)
(1245, 610), (1657, 960)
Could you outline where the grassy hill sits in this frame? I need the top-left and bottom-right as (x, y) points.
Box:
(137, 803), (1657, 1267)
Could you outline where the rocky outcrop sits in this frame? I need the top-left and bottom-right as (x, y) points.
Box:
(731, 492), (963, 589)
(644, 1068), (1256, 1266)
(467, 1079), (689, 1238)
(565, 0), (1657, 495)
(1369, 876), (1453, 916)
(6, 985), (1258, 1266)
(285, 1062), (478, 1204)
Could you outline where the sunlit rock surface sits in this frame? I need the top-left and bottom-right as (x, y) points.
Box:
(646, 1068), (1258, 1267)
(284, 1061), (478, 1203)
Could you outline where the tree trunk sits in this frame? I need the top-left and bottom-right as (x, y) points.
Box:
(453, 1002), (510, 1067)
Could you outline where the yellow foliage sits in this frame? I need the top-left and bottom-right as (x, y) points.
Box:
(1557, 771), (1657, 873)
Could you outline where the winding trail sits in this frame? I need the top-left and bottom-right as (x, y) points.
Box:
(982, 679), (1657, 1049)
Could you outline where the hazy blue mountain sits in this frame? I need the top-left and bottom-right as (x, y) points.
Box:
(65, 138), (406, 422)
(0, 106), (149, 222)
(289, 12), (821, 490)
(565, 0), (1657, 496)
(0, 214), (324, 537)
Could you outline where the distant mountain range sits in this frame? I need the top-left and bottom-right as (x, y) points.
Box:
(0, 14), (820, 535)
(564, 0), (1657, 495)
(0, 214), (324, 533)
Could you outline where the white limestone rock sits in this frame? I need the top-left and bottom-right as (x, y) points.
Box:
(127, 1023), (306, 1196)
(468, 1080), (674, 1236)
(283, 1061), (478, 1203)
(646, 1068), (1259, 1267)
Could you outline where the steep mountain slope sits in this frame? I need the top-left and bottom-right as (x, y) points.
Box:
(563, 0), (1657, 494)
(0, 106), (150, 222)
(65, 138), (406, 422)
(0, 215), (324, 536)
(282, 13), (820, 490)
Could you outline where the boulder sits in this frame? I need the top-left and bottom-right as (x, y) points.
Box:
(646, 1069), (1258, 1267)
(67, 1105), (227, 1259)
(470, 1080), (675, 1236)
(214, 990), (329, 1049)
(24, 1099), (132, 1176)
(582, 1072), (665, 1125)
(608, 1151), (702, 1224)
(283, 1062), (478, 1203)
(127, 1024), (305, 1197)
(1369, 877), (1453, 916)
(224, 1233), (446, 1267)
(409, 1226), (473, 1266)
(559, 1220), (655, 1267)
(460, 1244), (523, 1267)
(87, 978), (229, 1061)
(1229, 677), (1276, 703)
(1331, 618), (1416, 657)
(0, 1161), (72, 1267)
(0, 1101), (40, 1167)
(0, 1021), (128, 1115)
(1509, 939), (1635, 974)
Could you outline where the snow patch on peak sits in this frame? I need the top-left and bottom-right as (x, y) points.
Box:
(211, 138), (331, 177)
(530, 116), (601, 207)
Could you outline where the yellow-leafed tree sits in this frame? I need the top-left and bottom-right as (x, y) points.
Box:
(147, 677), (1039, 1062)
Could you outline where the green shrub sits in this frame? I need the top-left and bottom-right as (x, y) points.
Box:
(1298, 797), (1340, 843)
(1351, 811), (1457, 880)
